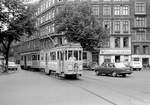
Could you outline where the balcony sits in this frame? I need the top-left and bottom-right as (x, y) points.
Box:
(134, 12), (147, 16)
(132, 27), (148, 32)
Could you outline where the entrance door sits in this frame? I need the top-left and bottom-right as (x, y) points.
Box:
(142, 58), (149, 67)
(115, 56), (120, 63)
(58, 51), (64, 73)
(24, 56), (27, 68)
(45, 53), (48, 68)
(92, 52), (99, 64)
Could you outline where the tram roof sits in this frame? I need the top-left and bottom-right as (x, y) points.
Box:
(51, 43), (82, 50)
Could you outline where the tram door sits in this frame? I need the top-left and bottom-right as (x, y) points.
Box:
(24, 55), (27, 68)
(45, 53), (48, 68)
(58, 51), (64, 73)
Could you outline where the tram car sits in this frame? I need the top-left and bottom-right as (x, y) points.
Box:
(20, 52), (41, 70)
(20, 43), (83, 78)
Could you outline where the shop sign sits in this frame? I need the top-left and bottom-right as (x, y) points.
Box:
(100, 49), (131, 55)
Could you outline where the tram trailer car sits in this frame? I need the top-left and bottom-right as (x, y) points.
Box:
(20, 43), (83, 78)
(20, 52), (41, 71)
(42, 43), (83, 78)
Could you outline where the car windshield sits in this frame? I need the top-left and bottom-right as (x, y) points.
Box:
(8, 62), (16, 66)
(114, 63), (126, 68)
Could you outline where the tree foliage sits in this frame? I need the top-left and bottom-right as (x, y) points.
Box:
(55, 2), (109, 51)
(0, 0), (37, 72)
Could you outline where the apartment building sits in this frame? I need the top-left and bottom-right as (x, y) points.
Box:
(98, 0), (132, 65)
(14, 0), (150, 66)
(132, 0), (150, 67)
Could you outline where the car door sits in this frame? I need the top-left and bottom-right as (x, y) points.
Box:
(108, 63), (115, 74)
(101, 63), (107, 74)
(106, 63), (113, 74)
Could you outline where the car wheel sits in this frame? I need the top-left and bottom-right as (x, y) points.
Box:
(122, 74), (126, 77)
(112, 72), (117, 77)
(95, 70), (100, 76)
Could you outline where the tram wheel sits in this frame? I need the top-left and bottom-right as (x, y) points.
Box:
(48, 70), (51, 75)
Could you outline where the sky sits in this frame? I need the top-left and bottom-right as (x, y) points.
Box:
(21, 0), (40, 4)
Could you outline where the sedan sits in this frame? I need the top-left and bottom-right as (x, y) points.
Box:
(95, 62), (132, 77)
(8, 62), (18, 71)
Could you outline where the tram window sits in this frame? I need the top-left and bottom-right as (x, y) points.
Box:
(32, 55), (35, 60)
(60, 52), (63, 61)
(74, 50), (78, 60)
(57, 51), (59, 60)
(68, 50), (72, 59)
(50, 52), (52, 60)
(28, 55), (31, 61)
(65, 51), (67, 60)
(83, 52), (87, 60)
(79, 51), (82, 60)
(41, 56), (44, 60)
(21, 56), (23, 60)
(51, 52), (56, 60)
(38, 55), (40, 60)
(35, 55), (37, 60)
(45, 53), (48, 61)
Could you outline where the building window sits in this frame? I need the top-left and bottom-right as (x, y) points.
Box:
(133, 45), (139, 54)
(83, 52), (87, 60)
(104, 56), (111, 63)
(122, 5), (129, 15)
(91, 0), (99, 1)
(103, 20), (111, 33)
(57, 0), (63, 2)
(114, 21), (120, 33)
(135, 17), (146, 28)
(135, 2), (146, 14)
(143, 45), (148, 54)
(114, 5), (129, 15)
(114, 5), (120, 15)
(114, 0), (129, 1)
(122, 20), (130, 33)
(123, 37), (129, 48)
(103, 0), (111, 1)
(124, 55), (129, 62)
(115, 37), (120, 48)
(92, 6), (99, 16)
(103, 5), (111, 16)
(135, 31), (146, 41)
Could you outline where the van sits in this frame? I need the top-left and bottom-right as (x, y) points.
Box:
(131, 57), (142, 71)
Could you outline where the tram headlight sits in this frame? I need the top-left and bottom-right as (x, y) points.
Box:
(68, 64), (73, 70)
(79, 64), (83, 70)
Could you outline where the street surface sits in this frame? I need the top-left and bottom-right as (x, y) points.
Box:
(0, 69), (150, 105)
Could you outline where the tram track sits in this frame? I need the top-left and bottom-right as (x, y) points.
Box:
(46, 73), (117, 105)
(46, 72), (150, 105)
(65, 79), (118, 105)
(81, 75), (150, 105)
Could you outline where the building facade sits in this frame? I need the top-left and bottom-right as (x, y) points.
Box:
(94, 0), (132, 65)
(131, 0), (150, 67)
(14, 0), (150, 67)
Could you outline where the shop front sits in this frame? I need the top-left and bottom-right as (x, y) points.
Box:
(99, 49), (131, 65)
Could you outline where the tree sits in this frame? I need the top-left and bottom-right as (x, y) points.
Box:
(55, 1), (109, 51)
(0, 0), (37, 72)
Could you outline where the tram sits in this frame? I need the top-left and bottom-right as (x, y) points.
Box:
(20, 43), (83, 78)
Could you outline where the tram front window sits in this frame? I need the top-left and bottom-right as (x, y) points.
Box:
(79, 50), (82, 60)
(74, 50), (78, 60)
(68, 50), (72, 59)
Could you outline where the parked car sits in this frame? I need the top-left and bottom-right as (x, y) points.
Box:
(0, 60), (5, 71)
(95, 62), (133, 77)
(88, 62), (98, 71)
(8, 62), (18, 71)
(130, 58), (142, 71)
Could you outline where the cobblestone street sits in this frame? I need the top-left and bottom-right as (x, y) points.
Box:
(0, 69), (150, 105)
